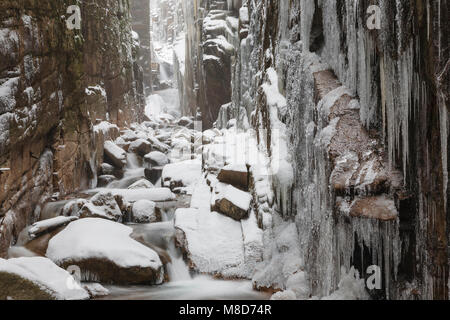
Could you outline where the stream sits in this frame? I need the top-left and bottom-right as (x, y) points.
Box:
(94, 89), (267, 300)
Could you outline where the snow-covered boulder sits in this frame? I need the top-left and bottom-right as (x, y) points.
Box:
(144, 151), (169, 168)
(104, 141), (127, 169)
(107, 188), (176, 203)
(129, 138), (152, 157)
(217, 163), (249, 190)
(149, 136), (170, 153)
(82, 282), (110, 298)
(79, 191), (123, 222)
(46, 218), (164, 285)
(120, 130), (139, 142)
(174, 208), (246, 278)
(128, 178), (153, 189)
(28, 216), (78, 239)
(214, 185), (252, 220)
(132, 200), (159, 223)
(0, 257), (89, 300)
(162, 159), (202, 193)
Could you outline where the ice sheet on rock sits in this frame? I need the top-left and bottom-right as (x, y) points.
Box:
(46, 218), (162, 270)
(253, 219), (304, 291)
(94, 121), (119, 136)
(0, 257), (89, 300)
(321, 267), (369, 300)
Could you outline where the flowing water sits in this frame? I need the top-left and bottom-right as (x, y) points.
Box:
(97, 89), (267, 300)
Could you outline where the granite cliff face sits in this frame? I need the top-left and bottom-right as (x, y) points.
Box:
(178, 0), (450, 300)
(130, 0), (153, 91)
(223, 0), (448, 300)
(0, 0), (146, 257)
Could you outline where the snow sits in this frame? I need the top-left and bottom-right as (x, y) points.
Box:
(93, 188), (176, 202)
(162, 159), (202, 192)
(128, 179), (153, 189)
(104, 141), (126, 164)
(145, 151), (169, 167)
(261, 68), (287, 112)
(132, 200), (157, 223)
(0, 257), (89, 300)
(174, 208), (245, 277)
(28, 216), (78, 238)
(94, 121), (118, 135)
(317, 86), (352, 118)
(0, 77), (19, 112)
(221, 185), (252, 211)
(321, 267), (370, 300)
(85, 85), (107, 98)
(46, 218), (162, 270)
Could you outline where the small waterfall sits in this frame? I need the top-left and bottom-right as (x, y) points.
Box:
(130, 221), (192, 282)
(167, 242), (192, 282)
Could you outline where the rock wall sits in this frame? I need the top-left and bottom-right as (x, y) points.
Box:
(229, 0), (448, 300)
(130, 0), (153, 92)
(180, 0), (241, 129)
(0, 0), (145, 257)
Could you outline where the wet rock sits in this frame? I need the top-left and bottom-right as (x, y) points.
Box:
(129, 138), (152, 157)
(145, 168), (163, 185)
(217, 164), (249, 191)
(46, 218), (164, 285)
(100, 163), (124, 179)
(176, 116), (194, 128)
(132, 200), (160, 223)
(104, 141), (127, 169)
(98, 175), (117, 187)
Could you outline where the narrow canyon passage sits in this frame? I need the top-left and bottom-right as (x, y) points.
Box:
(0, 0), (448, 301)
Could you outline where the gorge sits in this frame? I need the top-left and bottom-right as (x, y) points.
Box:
(0, 0), (448, 300)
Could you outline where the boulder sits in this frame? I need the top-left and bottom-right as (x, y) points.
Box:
(129, 138), (152, 157)
(100, 163), (124, 179)
(145, 168), (164, 185)
(148, 136), (171, 153)
(62, 199), (88, 217)
(132, 200), (160, 223)
(46, 218), (165, 285)
(82, 283), (110, 298)
(104, 141), (127, 169)
(128, 179), (154, 189)
(162, 159), (202, 192)
(79, 191), (123, 222)
(98, 175), (117, 187)
(176, 116), (194, 128)
(0, 257), (89, 300)
(144, 151), (169, 168)
(174, 208), (246, 278)
(214, 185), (252, 221)
(217, 164), (249, 191)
